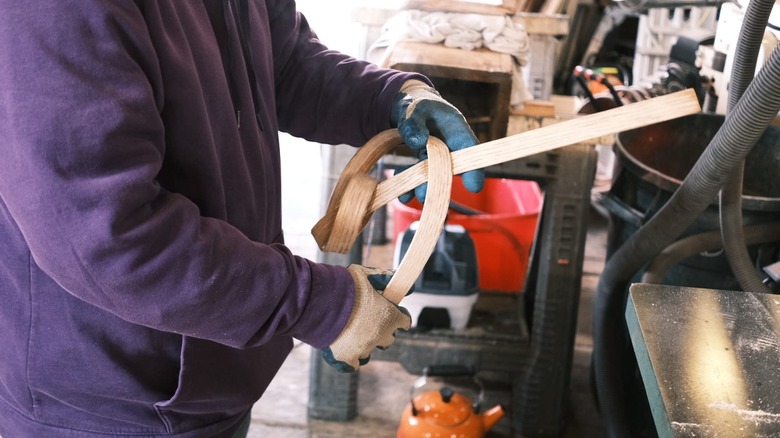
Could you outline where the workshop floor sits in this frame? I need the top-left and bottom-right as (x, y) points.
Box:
(248, 139), (608, 437)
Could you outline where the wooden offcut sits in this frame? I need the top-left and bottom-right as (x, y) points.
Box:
(400, 0), (521, 15)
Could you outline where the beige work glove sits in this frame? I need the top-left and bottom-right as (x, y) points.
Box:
(321, 265), (412, 372)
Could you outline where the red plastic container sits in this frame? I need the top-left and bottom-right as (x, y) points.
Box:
(392, 177), (543, 293)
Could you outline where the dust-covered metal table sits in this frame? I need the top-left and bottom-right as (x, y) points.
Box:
(627, 283), (780, 437)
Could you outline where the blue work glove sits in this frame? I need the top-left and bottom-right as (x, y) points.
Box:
(322, 265), (412, 373)
(391, 80), (485, 203)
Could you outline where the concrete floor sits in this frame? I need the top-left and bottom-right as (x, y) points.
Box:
(248, 144), (609, 437)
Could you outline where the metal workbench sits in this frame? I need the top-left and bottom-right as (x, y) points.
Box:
(627, 283), (780, 437)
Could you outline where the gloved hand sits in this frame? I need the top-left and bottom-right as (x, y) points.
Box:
(322, 265), (412, 373)
(391, 79), (485, 203)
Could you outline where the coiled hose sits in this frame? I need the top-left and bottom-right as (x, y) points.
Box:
(720, 0), (776, 295)
(593, 46), (780, 438)
(641, 221), (780, 284)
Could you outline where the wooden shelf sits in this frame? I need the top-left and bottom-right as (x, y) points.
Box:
(383, 42), (514, 141)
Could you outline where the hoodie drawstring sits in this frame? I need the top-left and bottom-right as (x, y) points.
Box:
(222, 0), (264, 131)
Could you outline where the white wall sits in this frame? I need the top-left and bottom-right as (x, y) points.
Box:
(279, 1), (366, 260)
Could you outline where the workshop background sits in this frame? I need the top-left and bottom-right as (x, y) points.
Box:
(261, 0), (779, 437)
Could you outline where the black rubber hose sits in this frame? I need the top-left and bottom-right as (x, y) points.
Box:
(599, 75), (624, 107)
(593, 46), (780, 438)
(574, 66), (603, 112)
(642, 222), (780, 284)
(720, 0), (775, 294)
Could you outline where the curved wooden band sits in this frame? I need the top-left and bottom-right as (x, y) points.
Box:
(382, 137), (452, 304)
(325, 174), (378, 254)
(312, 129), (404, 252)
(311, 89), (701, 302)
(311, 130), (453, 304)
(314, 90), (700, 247)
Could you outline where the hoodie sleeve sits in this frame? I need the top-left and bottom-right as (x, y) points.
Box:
(0, 1), (354, 350)
(267, 0), (431, 146)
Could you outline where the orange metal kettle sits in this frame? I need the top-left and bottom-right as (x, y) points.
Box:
(397, 366), (505, 438)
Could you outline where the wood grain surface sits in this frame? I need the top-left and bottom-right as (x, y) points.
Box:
(312, 89), (701, 300)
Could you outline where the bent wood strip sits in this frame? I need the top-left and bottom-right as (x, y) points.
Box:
(312, 130), (405, 251)
(313, 89), (701, 254)
(369, 88), (700, 213)
(326, 174), (378, 253)
(383, 138), (452, 304)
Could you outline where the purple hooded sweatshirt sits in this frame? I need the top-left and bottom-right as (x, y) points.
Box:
(0, 1), (426, 436)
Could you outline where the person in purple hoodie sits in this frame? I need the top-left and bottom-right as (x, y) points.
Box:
(0, 1), (485, 437)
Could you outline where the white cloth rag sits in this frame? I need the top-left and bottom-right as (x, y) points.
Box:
(368, 10), (533, 105)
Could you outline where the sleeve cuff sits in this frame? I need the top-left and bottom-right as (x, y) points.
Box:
(291, 261), (356, 349)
